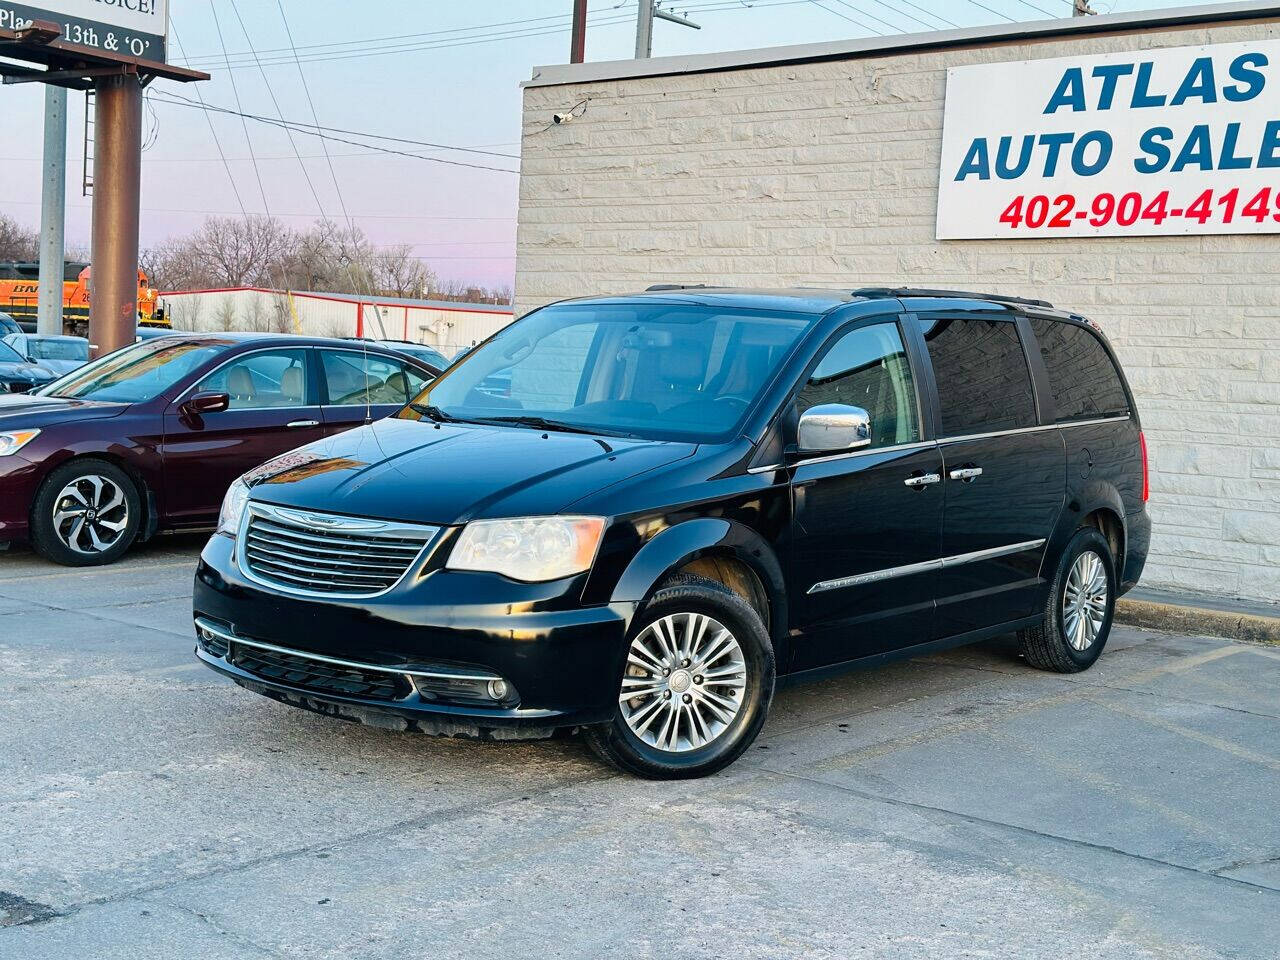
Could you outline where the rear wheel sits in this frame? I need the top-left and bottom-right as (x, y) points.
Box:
(30, 459), (141, 567)
(584, 574), (774, 779)
(1019, 527), (1115, 673)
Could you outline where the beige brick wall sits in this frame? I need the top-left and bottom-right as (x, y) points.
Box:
(516, 21), (1280, 604)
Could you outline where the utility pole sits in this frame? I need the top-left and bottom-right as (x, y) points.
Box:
(570, 0), (587, 63)
(36, 84), (66, 337)
(635, 1), (701, 59)
(88, 73), (142, 358)
(1073, 0), (1096, 15)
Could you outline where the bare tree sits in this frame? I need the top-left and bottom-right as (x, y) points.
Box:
(138, 215), (513, 306)
(0, 213), (38, 262)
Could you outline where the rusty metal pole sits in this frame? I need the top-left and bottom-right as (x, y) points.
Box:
(88, 72), (142, 358)
(570, 0), (587, 63)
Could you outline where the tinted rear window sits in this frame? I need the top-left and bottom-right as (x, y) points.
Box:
(916, 316), (1037, 436)
(1029, 317), (1129, 422)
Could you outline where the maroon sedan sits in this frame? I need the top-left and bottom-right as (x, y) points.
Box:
(0, 333), (438, 566)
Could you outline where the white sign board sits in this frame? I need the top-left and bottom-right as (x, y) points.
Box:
(0, 0), (167, 64)
(937, 40), (1280, 239)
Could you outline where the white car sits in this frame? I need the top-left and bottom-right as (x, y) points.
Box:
(2, 333), (90, 377)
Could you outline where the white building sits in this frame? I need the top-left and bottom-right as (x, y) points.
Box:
(515, 2), (1280, 603)
(160, 287), (513, 358)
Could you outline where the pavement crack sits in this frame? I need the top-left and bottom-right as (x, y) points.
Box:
(144, 898), (294, 959)
(27, 767), (617, 924)
(758, 765), (1280, 896)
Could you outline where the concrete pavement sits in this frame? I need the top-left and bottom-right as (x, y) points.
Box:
(1, 535), (1277, 958)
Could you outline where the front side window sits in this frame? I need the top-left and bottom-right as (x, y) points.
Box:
(321, 351), (416, 406)
(916, 316), (1037, 436)
(40, 339), (231, 403)
(1029, 317), (1129, 422)
(402, 303), (813, 442)
(797, 321), (920, 449)
(197, 350), (309, 409)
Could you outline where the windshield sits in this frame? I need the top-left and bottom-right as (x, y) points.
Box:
(0, 340), (23, 364)
(400, 302), (812, 442)
(38, 338), (231, 403)
(28, 338), (89, 361)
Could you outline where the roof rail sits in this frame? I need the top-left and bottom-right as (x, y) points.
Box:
(852, 287), (1054, 309)
(645, 283), (714, 292)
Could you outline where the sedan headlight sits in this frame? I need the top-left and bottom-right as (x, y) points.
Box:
(447, 516), (606, 582)
(0, 429), (40, 457)
(216, 477), (251, 536)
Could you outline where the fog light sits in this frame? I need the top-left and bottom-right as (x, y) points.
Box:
(487, 678), (509, 701)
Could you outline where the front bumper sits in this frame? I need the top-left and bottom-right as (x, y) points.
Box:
(0, 452), (40, 543)
(193, 533), (634, 736)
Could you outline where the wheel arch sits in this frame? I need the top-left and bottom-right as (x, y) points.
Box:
(30, 449), (156, 542)
(1047, 478), (1128, 580)
(608, 517), (789, 658)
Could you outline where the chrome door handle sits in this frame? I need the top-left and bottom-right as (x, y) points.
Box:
(949, 467), (983, 481)
(286, 419), (320, 428)
(904, 473), (941, 488)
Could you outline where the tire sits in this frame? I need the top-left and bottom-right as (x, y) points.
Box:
(1019, 527), (1116, 673)
(584, 573), (775, 779)
(30, 458), (142, 567)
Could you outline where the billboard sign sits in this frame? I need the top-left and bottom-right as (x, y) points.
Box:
(0, 0), (167, 65)
(937, 40), (1280, 239)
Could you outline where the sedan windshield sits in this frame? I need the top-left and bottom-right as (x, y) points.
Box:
(401, 302), (813, 442)
(39, 338), (231, 403)
(28, 338), (89, 361)
(0, 340), (23, 364)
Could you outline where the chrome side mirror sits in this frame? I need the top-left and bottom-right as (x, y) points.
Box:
(797, 403), (871, 453)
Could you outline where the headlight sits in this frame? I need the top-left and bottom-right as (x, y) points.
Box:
(447, 516), (606, 582)
(0, 429), (40, 457)
(216, 477), (251, 536)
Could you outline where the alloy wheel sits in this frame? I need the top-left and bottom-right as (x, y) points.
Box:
(619, 612), (748, 753)
(52, 475), (130, 555)
(1063, 550), (1108, 651)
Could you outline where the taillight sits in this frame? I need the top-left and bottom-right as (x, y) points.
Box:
(1139, 431), (1150, 503)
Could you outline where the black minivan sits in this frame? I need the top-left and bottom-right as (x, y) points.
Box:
(194, 287), (1150, 779)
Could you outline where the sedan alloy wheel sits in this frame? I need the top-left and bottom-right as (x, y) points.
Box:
(53, 474), (131, 555)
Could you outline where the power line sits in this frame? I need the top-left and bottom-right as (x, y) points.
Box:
(209, 3), (272, 214)
(1009, 0), (1065, 16)
(174, 6), (633, 67)
(856, 0), (942, 31)
(828, 0), (907, 34)
(175, 11), (643, 71)
(150, 90), (518, 160)
(171, 0), (821, 71)
(147, 91), (520, 174)
(228, 0), (328, 220)
(890, 0), (958, 28)
(806, 0), (884, 34)
(0, 195), (515, 221)
(168, 21), (251, 222)
(960, 0), (1017, 22)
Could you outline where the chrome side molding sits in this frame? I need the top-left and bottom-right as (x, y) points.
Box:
(807, 538), (1047, 595)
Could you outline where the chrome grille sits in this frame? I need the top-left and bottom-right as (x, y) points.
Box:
(240, 504), (439, 598)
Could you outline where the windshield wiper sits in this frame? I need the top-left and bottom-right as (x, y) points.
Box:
(408, 403), (456, 423)
(476, 415), (617, 437)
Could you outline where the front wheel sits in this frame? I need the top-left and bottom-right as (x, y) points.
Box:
(1019, 527), (1116, 673)
(584, 574), (775, 779)
(30, 459), (142, 567)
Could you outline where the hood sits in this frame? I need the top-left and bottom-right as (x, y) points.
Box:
(32, 359), (84, 377)
(246, 417), (697, 526)
(0, 392), (129, 428)
(0, 360), (54, 384)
